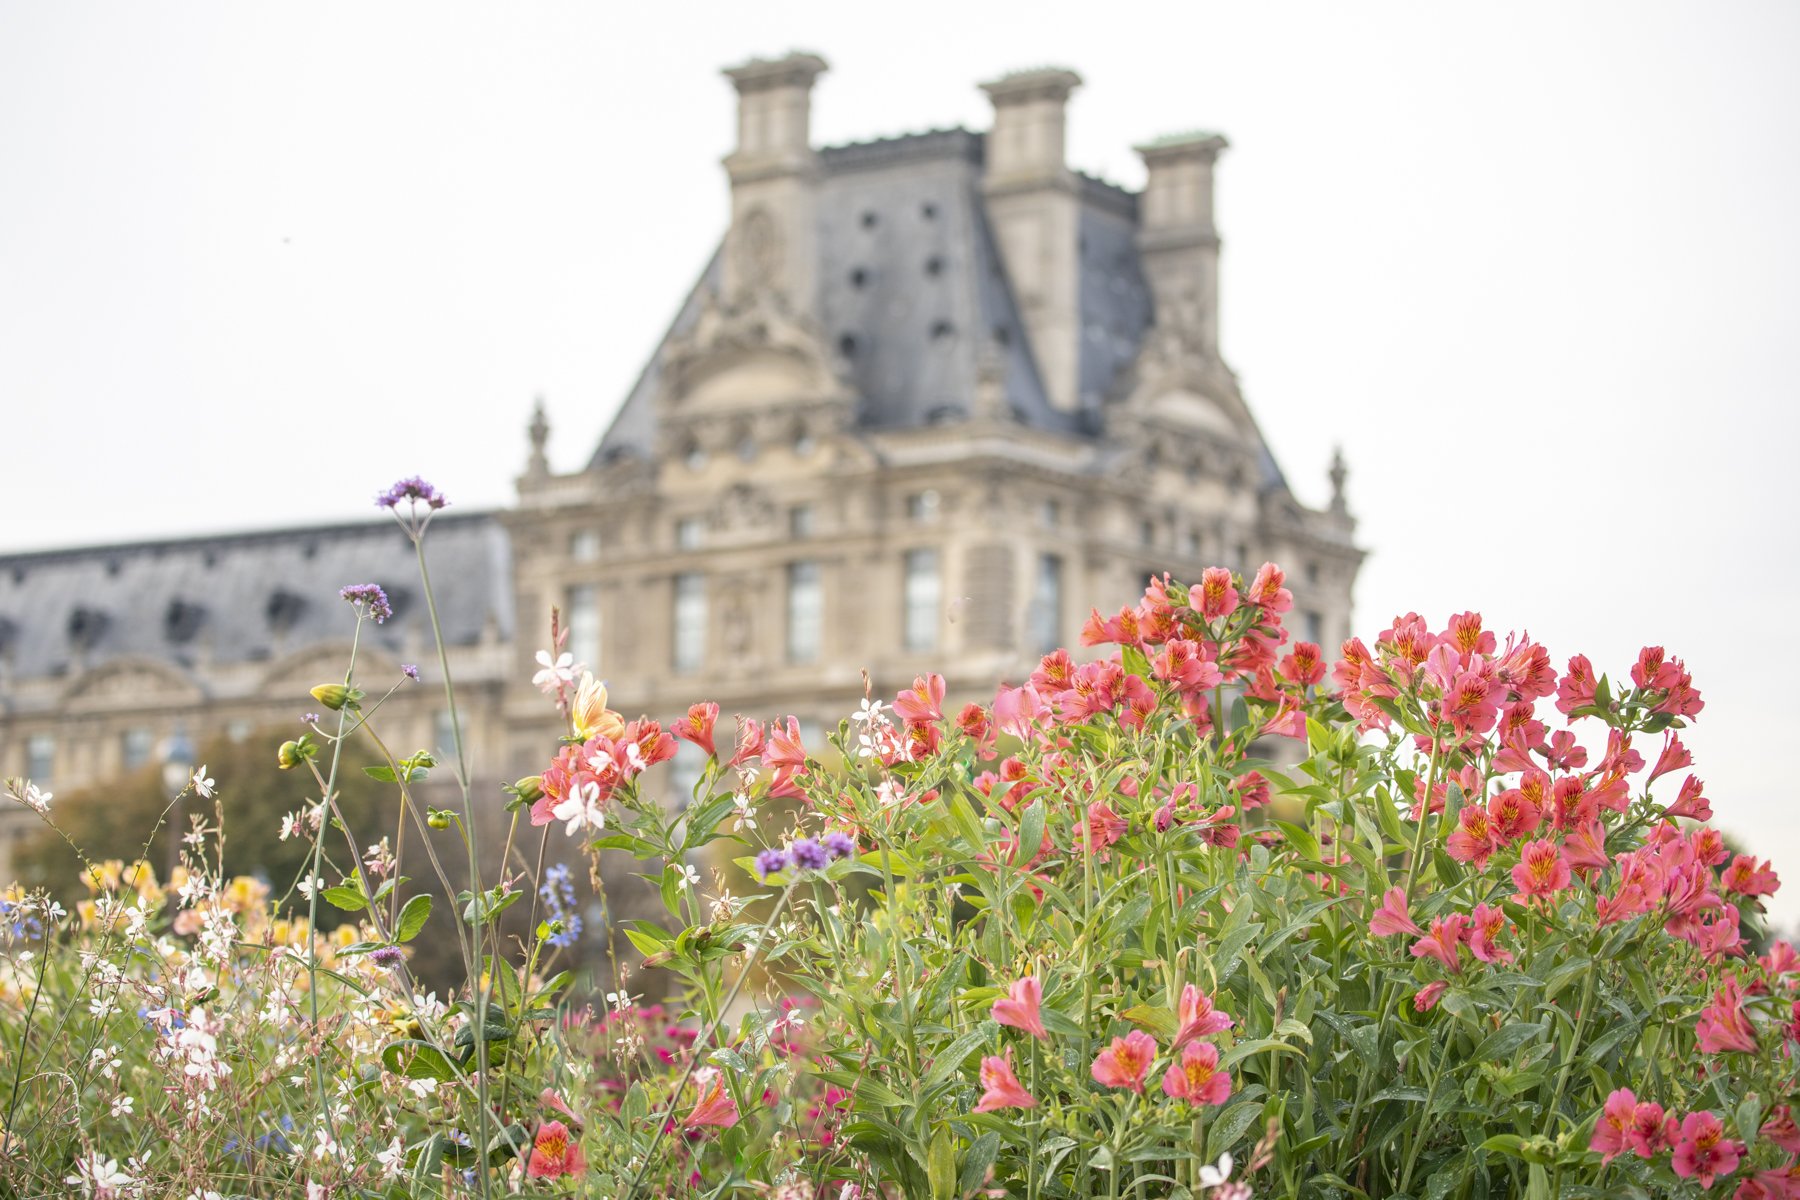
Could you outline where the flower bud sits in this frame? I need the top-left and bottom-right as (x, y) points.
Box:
(277, 741), (304, 769)
(513, 776), (544, 805)
(426, 809), (452, 830)
(310, 684), (353, 711)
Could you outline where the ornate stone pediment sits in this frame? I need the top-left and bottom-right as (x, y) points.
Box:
(62, 658), (205, 713)
(660, 284), (845, 411)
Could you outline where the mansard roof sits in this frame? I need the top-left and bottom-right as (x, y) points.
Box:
(0, 513), (512, 682)
(591, 128), (1156, 466)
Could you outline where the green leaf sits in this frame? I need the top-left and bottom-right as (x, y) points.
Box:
(927, 1124), (956, 1200)
(1018, 799), (1046, 866)
(363, 765), (398, 783)
(958, 1131), (1001, 1193)
(395, 893), (432, 942)
(1207, 1098), (1266, 1159)
(321, 885), (366, 912)
(381, 1039), (457, 1082)
(1272, 820), (1321, 862)
(1472, 1021), (1543, 1063)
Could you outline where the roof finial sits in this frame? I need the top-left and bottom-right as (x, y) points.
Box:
(1329, 445), (1349, 516)
(526, 395), (550, 478)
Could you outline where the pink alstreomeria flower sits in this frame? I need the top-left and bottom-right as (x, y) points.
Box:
(1510, 838), (1571, 901)
(1589, 1088), (1638, 1163)
(526, 1120), (586, 1178)
(1172, 983), (1234, 1049)
(1368, 887), (1424, 939)
(973, 1050), (1037, 1112)
(1160, 1041), (1232, 1106)
(991, 976), (1049, 1042)
(1671, 1111), (1742, 1188)
(684, 1068), (740, 1129)
(1091, 1030), (1158, 1092)
(1695, 978), (1758, 1055)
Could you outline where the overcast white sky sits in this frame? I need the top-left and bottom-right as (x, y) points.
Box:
(3, 2), (1797, 925)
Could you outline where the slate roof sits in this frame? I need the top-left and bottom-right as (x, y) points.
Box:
(594, 128), (1159, 463)
(0, 513), (512, 683)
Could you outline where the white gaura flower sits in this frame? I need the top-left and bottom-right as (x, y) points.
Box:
(551, 780), (606, 836)
(1198, 1152), (1235, 1188)
(190, 765), (215, 798)
(674, 863), (701, 891)
(64, 1154), (133, 1198)
(532, 650), (578, 694)
(376, 1137), (406, 1176)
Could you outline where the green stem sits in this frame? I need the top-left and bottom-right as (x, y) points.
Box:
(624, 884), (795, 1200)
(1398, 1031), (1452, 1193)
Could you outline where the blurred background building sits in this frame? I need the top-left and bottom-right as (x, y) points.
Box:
(0, 53), (1361, 884)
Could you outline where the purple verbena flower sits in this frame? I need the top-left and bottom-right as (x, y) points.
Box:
(402, 664), (420, 682)
(789, 837), (829, 871)
(754, 848), (791, 880)
(338, 583), (393, 624)
(369, 945), (406, 970)
(375, 476), (448, 511)
(822, 830), (856, 861)
(301, 712), (320, 725)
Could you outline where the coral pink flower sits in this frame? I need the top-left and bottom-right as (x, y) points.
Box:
(1413, 981), (1448, 1012)
(955, 703), (995, 757)
(1590, 1088), (1638, 1163)
(1696, 979), (1758, 1055)
(1511, 838), (1571, 901)
(1632, 646), (1681, 691)
(1668, 775), (1712, 821)
(1468, 903), (1513, 964)
(1555, 654), (1597, 716)
(1084, 801), (1129, 852)
(973, 1050), (1037, 1112)
(526, 1120), (587, 1178)
(1194, 568), (1239, 621)
(1368, 887), (1424, 938)
(1671, 1111), (1742, 1188)
(1722, 855), (1781, 898)
(1173, 983), (1234, 1049)
(1628, 1100), (1674, 1158)
(1487, 785), (1542, 842)
(728, 717), (765, 767)
(1761, 941), (1800, 978)
(1246, 563), (1293, 613)
(1446, 611), (1496, 658)
(1410, 914), (1470, 974)
(684, 1068), (740, 1129)
(894, 673), (946, 724)
(991, 976), (1049, 1042)
(1446, 805), (1497, 869)
(1161, 1040), (1232, 1106)
(671, 702), (719, 758)
(1764, 1106), (1800, 1155)
(1091, 1031), (1158, 1092)
(1561, 822), (1611, 881)
(993, 684), (1048, 742)
(1649, 734), (1692, 783)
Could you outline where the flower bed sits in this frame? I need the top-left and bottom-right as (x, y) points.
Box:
(1, 479), (1793, 1199)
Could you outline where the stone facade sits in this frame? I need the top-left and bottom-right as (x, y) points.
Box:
(0, 54), (1362, 882)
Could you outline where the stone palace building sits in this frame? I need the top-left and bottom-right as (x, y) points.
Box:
(0, 54), (1363, 881)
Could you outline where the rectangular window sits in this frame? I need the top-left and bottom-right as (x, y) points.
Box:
(906, 490), (940, 522)
(570, 530), (600, 563)
(566, 584), (599, 673)
(903, 549), (940, 654)
(675, 517), (704, 551)
(670, 741), (705, 809)
(789, 505), (814, 539)
(1304, 610), (1324, 646)
(1029, 553), (1063, 655)
(122, 727), (154, 771)
(434, 710), (458, 761)
(26, 734), (54, 787)
(786, 561), (823, 664)
(673, 572), (707, 672)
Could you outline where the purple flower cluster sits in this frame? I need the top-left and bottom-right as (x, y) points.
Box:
(754, 831), (857, 880)
(369, 945), (406, 970)
(374, 476), (448, 511)
(338, 583), (393, 624)
(402, 663), (420, 681)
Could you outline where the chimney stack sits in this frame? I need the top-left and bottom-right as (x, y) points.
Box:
(979, 68), (1083, 413)
(720, 52), (829, 306)
(1134, 132), (1228, 362)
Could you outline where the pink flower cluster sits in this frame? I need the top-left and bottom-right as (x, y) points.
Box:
(973, 977), (1235, 1114)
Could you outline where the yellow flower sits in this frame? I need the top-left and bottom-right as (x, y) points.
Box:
(570, 673), (626, 741)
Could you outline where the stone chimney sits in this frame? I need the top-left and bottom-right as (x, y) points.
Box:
(979, 68), (1083, 413)
(720, 52), (828, 307)
(1134, 132), (1228, 362)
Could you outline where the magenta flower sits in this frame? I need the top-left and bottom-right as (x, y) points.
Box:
(991, 976), (1049, 1042)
